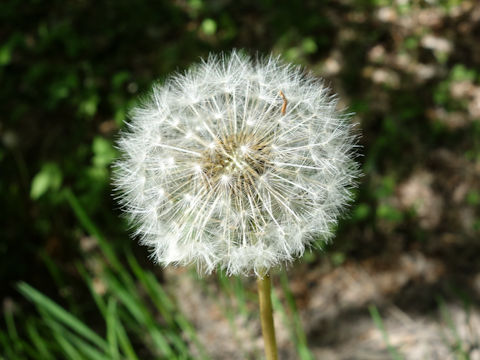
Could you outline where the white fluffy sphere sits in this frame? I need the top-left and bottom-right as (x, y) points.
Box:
(113, 51), (360, 275)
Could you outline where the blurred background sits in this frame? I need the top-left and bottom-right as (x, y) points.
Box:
(1, 0), (480, 359)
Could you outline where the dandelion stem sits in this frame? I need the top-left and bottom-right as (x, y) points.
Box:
(257, 273), (278, 360)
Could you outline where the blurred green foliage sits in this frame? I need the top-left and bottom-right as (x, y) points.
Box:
(1, 0), (480, 358)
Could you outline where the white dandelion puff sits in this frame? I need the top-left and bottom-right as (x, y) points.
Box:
(113, 51), (361, 276)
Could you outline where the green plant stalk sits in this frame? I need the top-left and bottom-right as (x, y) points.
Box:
(257, 274), (278, 360)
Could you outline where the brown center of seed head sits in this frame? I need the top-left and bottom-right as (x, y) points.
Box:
(201, 132), (272, 191)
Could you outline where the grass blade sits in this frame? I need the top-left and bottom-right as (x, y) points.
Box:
(106, 298), (120, 360)
(279, 271), (314, 360)
(65, 331), (109, 360)
(437, 296), (469, 359)
(42, 316), (83, 360)
(64, 188), (122, 271)
(369, 305), (403, 360)
(126, 252), (174, 324)
(105, 273), (174, 358)
(18, 282), (109, 353)
(4, 303), (23, 355)
(115, 317), (139, 360)
(76, 263), (107, 316)
(25, 319), (54, 360)
(0, 330), (17, 359)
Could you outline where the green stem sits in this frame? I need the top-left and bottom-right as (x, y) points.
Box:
(257, 273), (278, 360)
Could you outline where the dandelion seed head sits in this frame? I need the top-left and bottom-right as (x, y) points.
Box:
(113, 51), (361, 275)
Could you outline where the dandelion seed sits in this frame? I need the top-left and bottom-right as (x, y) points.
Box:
(113, 50), (361, 276)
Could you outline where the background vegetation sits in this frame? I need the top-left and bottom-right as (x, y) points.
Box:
(1, 0), (479, 359)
